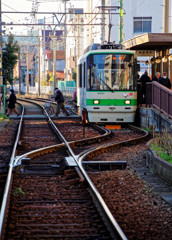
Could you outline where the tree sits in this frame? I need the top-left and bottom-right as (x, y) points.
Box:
(2, 34), (20, 86)
(72, 69), (77, 81)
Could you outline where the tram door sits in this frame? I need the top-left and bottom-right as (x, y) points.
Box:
(77, 62), (86, 115)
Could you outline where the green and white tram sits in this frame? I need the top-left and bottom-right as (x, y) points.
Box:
(77, 42), (138, 123)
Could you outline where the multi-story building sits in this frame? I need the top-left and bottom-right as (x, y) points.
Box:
(39, 29), (65, 86)
(65, 8), (84, 81)
(65, 0), (171, 79)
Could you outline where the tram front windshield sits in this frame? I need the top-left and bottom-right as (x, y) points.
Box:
(87, 53), (136, 91)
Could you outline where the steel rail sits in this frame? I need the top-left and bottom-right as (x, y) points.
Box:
(14, 99), (127, 239)
(12, 144), (128, 239)
(22, 100), (128, 239)
(77, 153), (128, 240)
(15, 99), (136, 239)
(0, 102), (24, 240)
(76, 124), (149, 162)
(0, 99), (49, 239)
(12, 133), (127, 239)
(75, 126), (149, 240)
(0, 98), (133, 240)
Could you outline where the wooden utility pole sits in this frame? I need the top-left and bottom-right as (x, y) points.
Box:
(101, 0), (105, 44)
(163, 0), (169, 33)
(119, 0), (123, 44)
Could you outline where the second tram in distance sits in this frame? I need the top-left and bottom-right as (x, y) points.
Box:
(77, 42), (138, 124)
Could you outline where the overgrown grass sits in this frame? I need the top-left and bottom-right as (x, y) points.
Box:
(150, 130), (172, 164)
(0, 113), (8, 122)
(150, 144), (172, 164)
(141, 127), (152, 132)
(12, 187), (25, 196)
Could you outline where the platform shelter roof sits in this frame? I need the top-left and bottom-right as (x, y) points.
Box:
(122, 33), (172, 53)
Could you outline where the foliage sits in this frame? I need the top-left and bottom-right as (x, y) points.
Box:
(2, 34), (20, 86)
(47, 72), (53, 82)
(72, 70), (77, 81)
(34, 75), (38, 83)
(0, 113), (8, 122)
(150, 130), (172, 164)
(158, 130), (172, 156)
(150, 144), (172, 164)
(12, 187), (25, 196)
(142, 127), (151, 133)
(42, 72), (56, 85)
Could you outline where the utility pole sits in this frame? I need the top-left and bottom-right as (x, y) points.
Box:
(101, 0), (105, 44)
(18, 50), (21, 94)
(53, 34), (56, 89)
(43, 16), (46, 74)
(77, 14), (82, 59)
(64, 0), (68, 81)
(119, 0), (123, 44)
(38, 40), (40, 96)
(51, 16), (57, 90)
(26, 44), (29, 94)
(64, 0), (68, 37)
(97, 5), (121, 43)
(163, 0), (169, 33)
(108, 9), (112, 42)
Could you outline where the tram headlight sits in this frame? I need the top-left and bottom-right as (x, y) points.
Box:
(93, 100), (99, 104)
(125, 100), (131, 105)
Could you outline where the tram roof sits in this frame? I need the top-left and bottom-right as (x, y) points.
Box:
(122, 33), (172, 52)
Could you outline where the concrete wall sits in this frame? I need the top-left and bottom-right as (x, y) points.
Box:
(139, 107), (172, 132)
(146, 139), (172, 186)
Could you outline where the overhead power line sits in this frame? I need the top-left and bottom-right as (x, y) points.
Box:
(1, 11), (121, 15)
(2, 23), (104, 26)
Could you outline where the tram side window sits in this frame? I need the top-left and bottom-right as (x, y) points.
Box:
(79, 64), (82, 87)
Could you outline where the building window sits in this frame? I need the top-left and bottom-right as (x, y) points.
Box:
(133, 17), (152, 33)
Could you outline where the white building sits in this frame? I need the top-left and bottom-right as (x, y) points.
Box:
(110, 0), (164, 43)
(65, 8), (84, 80)
(65, 0), (172, 80)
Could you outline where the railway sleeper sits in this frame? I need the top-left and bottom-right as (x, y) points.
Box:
(15, 158), (73, 175)
(6, 173), (112, 239)
(82, 160), (127, 171)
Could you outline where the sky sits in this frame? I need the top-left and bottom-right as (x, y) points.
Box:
(2, 0), (86, 35)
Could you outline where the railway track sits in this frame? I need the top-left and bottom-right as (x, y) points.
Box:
(1, 98), (171, 240)
(0, 99), (126, 240)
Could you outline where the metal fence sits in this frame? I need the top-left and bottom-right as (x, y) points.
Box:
(13, 82), (76, 96)
(152, 81), (172, 119)
(137, 82), (152, 106)
(137, 81), (172, 119)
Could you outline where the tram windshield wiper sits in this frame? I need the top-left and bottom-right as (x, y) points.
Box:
(99, 77), (114, 92)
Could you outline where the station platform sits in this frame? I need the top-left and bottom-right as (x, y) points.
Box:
(139, 106), (172, 132)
